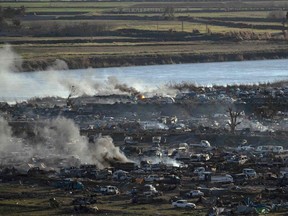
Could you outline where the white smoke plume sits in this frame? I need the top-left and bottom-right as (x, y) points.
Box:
(148, 156), (182, 168)
(33, 117), (89, 159)
(236, 118), (269, 132)
(0, 45), (178, 102)
(0, 117), (32, 168)
(90, 136), (130, 169)
(0, 44), (22, 72)
(0, 117), (129, 170)
(0, 117), (22, 153)
(46, 59), (69, 71)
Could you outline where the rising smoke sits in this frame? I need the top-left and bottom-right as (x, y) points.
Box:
(0, 117), (129, 170)
(0, 117), (22, 153)
(0, 45), (178, 102)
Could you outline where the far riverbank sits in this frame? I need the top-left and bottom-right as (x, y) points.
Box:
(21, 48), (288, 72)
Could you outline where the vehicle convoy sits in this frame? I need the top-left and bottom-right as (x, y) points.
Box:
(172, 200), (196, 209)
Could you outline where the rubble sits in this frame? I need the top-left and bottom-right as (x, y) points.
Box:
(0, 82), (287, 215)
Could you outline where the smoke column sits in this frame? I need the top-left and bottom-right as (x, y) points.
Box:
(0, 117), (129, 170)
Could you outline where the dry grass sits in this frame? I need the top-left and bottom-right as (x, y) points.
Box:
(11, 40), (287, 60)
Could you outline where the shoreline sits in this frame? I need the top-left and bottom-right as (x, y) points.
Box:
(21, 49), (288, 72)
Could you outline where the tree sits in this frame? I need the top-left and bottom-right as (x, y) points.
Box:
(163, 6), (175, 20)
(227, 107), (241, 134)
(12, 19), (21, 27)
(66, 85), (77, 108)
(0, 6), (25, 30)
(19, 6), (26, 16)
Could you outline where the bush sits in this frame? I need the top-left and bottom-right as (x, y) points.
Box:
(225, 31), (271, 40)
(267, 11), (286, 19)
(192, 28), (200, 34)
(26, 22), (111, 37)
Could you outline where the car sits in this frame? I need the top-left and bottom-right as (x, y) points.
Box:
(236, 145), (254, 152)
(132, 169), (145, 174)
(124, 136), (138, 144)
(172, 200), (196, 209)
(186, 190), (204, 198)
(100, 185), (120, 195)
(144, 175), (162, 182)
(143, 184), (160, 196)
(193, 167), (205, 175)
(243, 168), (257, 178)
(162, 174), (181, 184)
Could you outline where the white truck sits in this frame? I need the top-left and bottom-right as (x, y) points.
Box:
(199, 172), (234, 183)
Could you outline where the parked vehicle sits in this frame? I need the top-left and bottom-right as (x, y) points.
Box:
(236, 145), (254, 152)
(161, 174), (181, 184)
(100, 185), (120, 195)
(256, 145), (283, 154)
(199, 172), (234, 183)
(227, 155), (248, 165)
(152, 136), (161, 145)
(144, 175), (163, 182)
(186, 190), (204, 198)
(190, 154), (210, 162)
(172, 200), (196, 209)
(143, 184), (160, 196)
(193, 167), (206, 175)
(232, 173), (248, 184)
(243, 168), (257, 178)
(112, 170), (129, 181)
(54, 179), (84, 190)
(189, 140), (211, 148)
(124, 136), (138, 144)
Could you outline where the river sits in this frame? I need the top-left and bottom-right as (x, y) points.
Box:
(1, 59), (288, 102)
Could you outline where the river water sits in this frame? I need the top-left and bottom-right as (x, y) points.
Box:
(1, 59), (288, 102)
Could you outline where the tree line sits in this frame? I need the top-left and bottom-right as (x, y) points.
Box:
(0, 6), (25, 28)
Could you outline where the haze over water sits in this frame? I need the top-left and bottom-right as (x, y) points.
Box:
(1, 59), (288, 102)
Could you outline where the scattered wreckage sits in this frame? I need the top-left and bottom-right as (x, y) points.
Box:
(0, 83), (288, 215)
